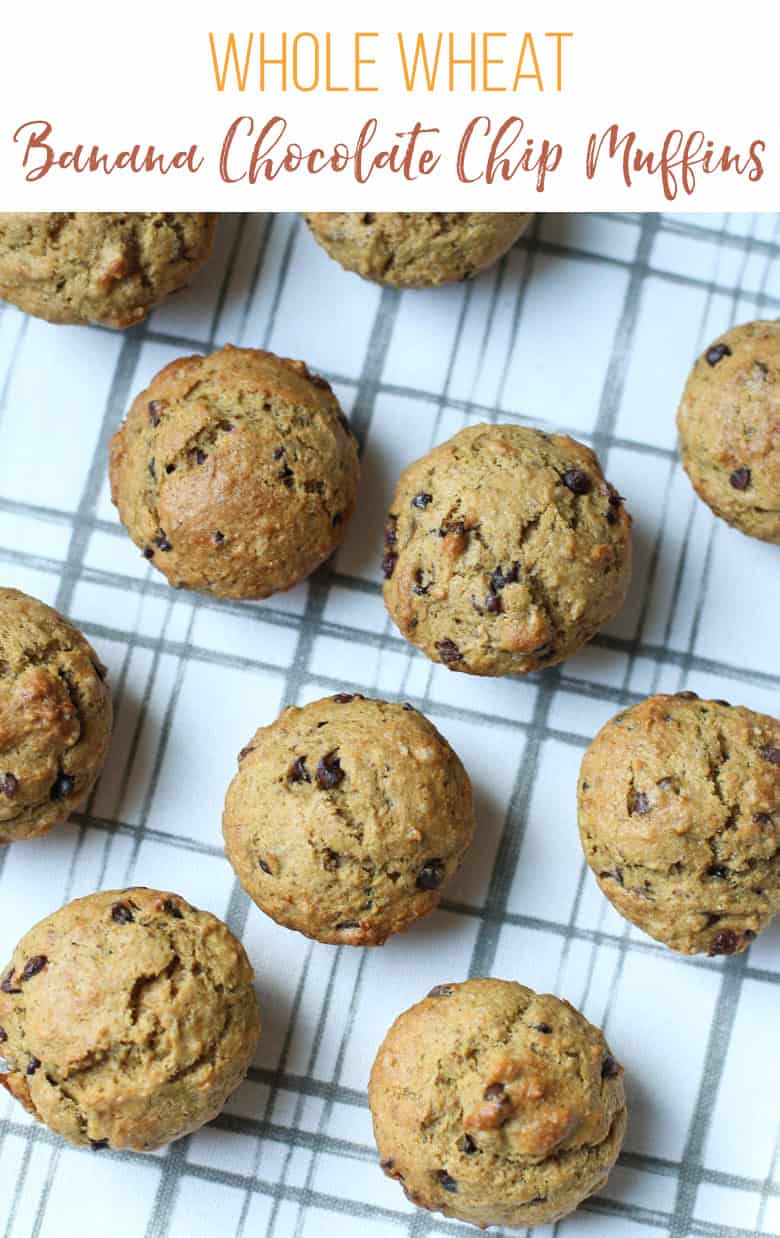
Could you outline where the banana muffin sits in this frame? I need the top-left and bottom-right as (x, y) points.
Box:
(0, 212), (216, 327)
(303, 212), (531, 287)
(0, 588), (112, 843)
(677, 320), (780, 543)
(109, 345), (360, 599)
(383, 423), (632, 676)
(578, 692), (780, 955)
(0, 888), (260, 1150)
(223, 695), (475, 945)
(369, 978), (626, 1229)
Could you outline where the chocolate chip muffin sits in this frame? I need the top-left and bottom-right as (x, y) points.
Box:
(369, 978), (626, 1229)
(677, 320), (780, 543)
(578, 692), (780, 955)
(303, 213), (531, 288)
(0, 213), (216, 327)
(222, 695), (475, 945)
(383, 424), (632, 676)
(0, 588), (112, 844)
(109, 346), (360, 599)
(0, 888), (260, 1151)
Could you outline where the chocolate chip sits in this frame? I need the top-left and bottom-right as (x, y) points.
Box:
(336, 920), (359, 930)
(729, 467), (751, 491)
(381, 1157), (394, 1170)
(382, 551), (397, 579)
(0, 970), (20, 994)
(155, 531), (172, 552)
(50, 774), (75, 801)
(428, 985), (453, 998)
(289, 756), (310, 784)
(413, 569), (431, 596)
(705, 913), (722, 927)
(483, 1083), (506, 1100)
(436, 639), (462, 665)
(412, 493), (432, 509)
(219, 420), (234, 433)
(316, 751), (344, 790)
(759, 746), (780, 766)
(278, 463), (294, 486)
(753, 813), (773, 825)
(657, 777), (675, 790)
(713, 700), (731, 707)
(0, 1026), (6, 1043)
(148, 459), (156, 479)
(461, 1134), (477, 1154)
(333, 693), (363, 703)
(0, 773), (18, 798)
(601, 1055), (621, 1078)
(705, 343), (732, 366)
(384, 515), (398, 546)
(490, 563), (519, 592)
(323, 849), (341, 871)
(90, 1139), (109, 1150)
(273, 446), (285, 460)
(212, 531), (225, 545)
(362, 213), (376, 225)
(258, 859), (272, 875)
(709, 928), (739, 955)
(165, 463), (175, 474)
(599, 869), (625, 886)
(707, 865), (729, 879)
(437, 1171), (457, 1193)
(162, 899), (183, 919)
(532, 1022), (553, 1034)
(111, 902), (134, 924)
(416, 859), (445, 891)
(238, 744), (254, 763)
(675, 690), (699, 700)
(629, 791), (651, 816)
(562, 469), (592, 495)
(439, 519), (466, 538)
(142, 546), (155, 560)
(402, 702), (415, 711)
(194, 449), (206, 465)
(148, 400), (161, 426)
(484, 592), (502, 614)
(27, 1057), (40, 1076)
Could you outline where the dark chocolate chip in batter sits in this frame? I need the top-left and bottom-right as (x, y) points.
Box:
(162, 899), (183, 919)
(111, 902), (134, 924)
(194, 449), (207, 465)
(382, 551), (398, 579)
(27, 1057), (41, 1076)
(333, 693), (363, 703)
(601, 1054), (621, 1078)
(490, 563), (519, 592)
(532, 1022), (553, 1034)
(437, 1171), (458, 1193)
(709, 928), (739, 955)
(165, 463), (176, 474)
(155, 531), (172, 552)
(1, 970), (20, 994)
(148, 458), (156, 479)
(416, 859), (445, 890)
(759, 746), (780, 765)
(336, 920), (359, 930)
(428, 985), (453, 998)
(21, 956), (47, 981)
(460, 1134), (477, 1154)
(316, 751), (344, 790)
(436, 639), (463, 665)
(258, 859), (272, 875)
(148, 400), (161, 426)
(412, 492), (433, 509)
(289, 756), (310, 784)
(629, 791), (651, 816)
(0, 773), (18, 798)
(707, 865), (729, 879)
(729, 467), (751, 491)
(212, 531), (225, 545)
(675, 690), (699, 700)
(485, 593), (502, 614)
(50, 774), (75, 801)
(90, 1139), (109, 1150)
(562, 469), (593, 495)
(384, 515), (398, 546)
(0, 1027), (6, 1043)
(483, 1083), (506, 1100)
(753, 813), (773, 825)
(142, 546), (155, 560)
(705, 343), (732, 366)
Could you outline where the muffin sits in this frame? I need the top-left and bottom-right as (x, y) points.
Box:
(677, 320), (780, 543)
(383, 423), (632, 675)
(0, 212), (216, 327)
(0, 588), (112, 843)
(369, 978), (626, 1229)
(303, 212), (531, 287)
(109, 346), (360, 598)
(578, 692), (780, 955)
(0, 888), (260, 1150)
(222, 695), (475, 945)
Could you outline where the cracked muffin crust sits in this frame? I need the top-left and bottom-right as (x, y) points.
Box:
(0, 588), (112, 844)
(303, 213), (531, 287)
(382, 424), (632, 676)
(578, 692), (780, 955)
(0, 213), (216, 327)
(0, 888), (260, 1151)
(369, 978), (626, 1230)
(109, 345), (360, 599)
(222, 695), (475, 945)
(677, 320), (780, 543)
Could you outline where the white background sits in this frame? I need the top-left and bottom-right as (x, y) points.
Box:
(1, 0), (776, 209)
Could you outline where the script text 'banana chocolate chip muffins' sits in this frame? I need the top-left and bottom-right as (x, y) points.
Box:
(383, 423), (632, 676)
(0, 588), (112, 844)
(677, 320), (780, 543)
(304, 212), (532, 287)
(109, 345), (360, 599)
(578, 692), (780, 955)
(223, 695), (475, 945)
(369, 978), (626, 1229)
(0, 212), (216, 327)
(0, 888), (260, 1151)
